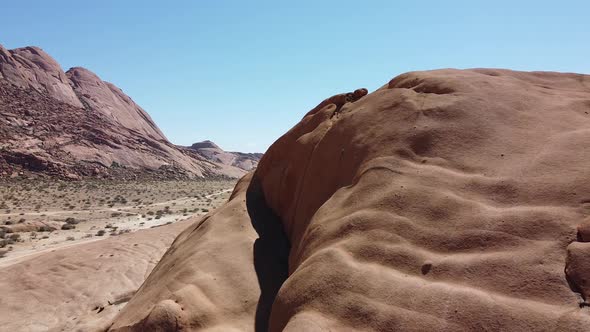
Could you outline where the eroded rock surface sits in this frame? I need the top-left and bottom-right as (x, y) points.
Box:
(0, 45), (83, 107)
(66, 67), (166, 140)
(110, 69), (590, 331)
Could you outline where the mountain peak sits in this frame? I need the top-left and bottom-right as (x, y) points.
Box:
(64, 65), (166, 141)
(0, 44), (83, 107)
(66, 66), (101, 80)
(190, 140), (220, 150)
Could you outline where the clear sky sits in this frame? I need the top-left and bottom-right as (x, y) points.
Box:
(1, 1), (588, 152)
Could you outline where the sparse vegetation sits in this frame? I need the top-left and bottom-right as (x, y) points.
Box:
(0, 179), (235, 258)
(61, 223), (75, 230)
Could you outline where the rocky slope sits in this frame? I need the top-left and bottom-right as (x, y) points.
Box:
(109, 69), (590, 331)
(0, 45), (249, 179)
(186, 140), (263, 171)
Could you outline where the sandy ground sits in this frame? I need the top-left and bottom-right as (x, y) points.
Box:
(0, 179), (235, 331)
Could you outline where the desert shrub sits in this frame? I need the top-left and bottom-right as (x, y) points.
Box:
(61, 223), (75, 230)
(18, 218), (26, 223)
(65, 217), (78, 224)
(38, 225), (55, 232)
(96, 229), (106, 236)
(6, 233), (20, 244)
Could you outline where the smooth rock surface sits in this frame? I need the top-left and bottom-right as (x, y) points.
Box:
(111, 69), (590, 331)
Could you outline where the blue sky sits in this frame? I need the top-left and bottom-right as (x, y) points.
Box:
(2, 1), (588, 152)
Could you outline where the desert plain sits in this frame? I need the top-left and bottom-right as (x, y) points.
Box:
(0, 178), (235, 331)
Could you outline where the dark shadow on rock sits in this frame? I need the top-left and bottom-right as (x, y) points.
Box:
(247, 176), (290, 332)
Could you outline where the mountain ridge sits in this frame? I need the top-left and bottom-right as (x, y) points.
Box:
(185, 140), (263, 171)
(0, 44), (260, 179)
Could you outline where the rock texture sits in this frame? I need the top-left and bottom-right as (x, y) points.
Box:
(109, 69), (590, 331)
(187, 140), (263, 171)
(0, 45), (252, 179)
(66, 67), (166, 140)
(0, 219), (192, 332)
(0, 45), (83, 107)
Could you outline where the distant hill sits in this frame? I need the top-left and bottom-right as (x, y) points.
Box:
(184, 140), (263, 171)
(0, 45), (258, 179)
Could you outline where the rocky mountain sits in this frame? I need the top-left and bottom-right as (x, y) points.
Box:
(0, 45), (251, 179)
(109, 69), (590, 331)
(186, 140), (263, 171)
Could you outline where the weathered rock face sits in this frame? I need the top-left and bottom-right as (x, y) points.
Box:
(66, 67), (166, 140)
(110, 69), (590, 331)
(0, 44), (251, 179)
(187, 140), (263, 171)
(0, 45), (82, 107)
